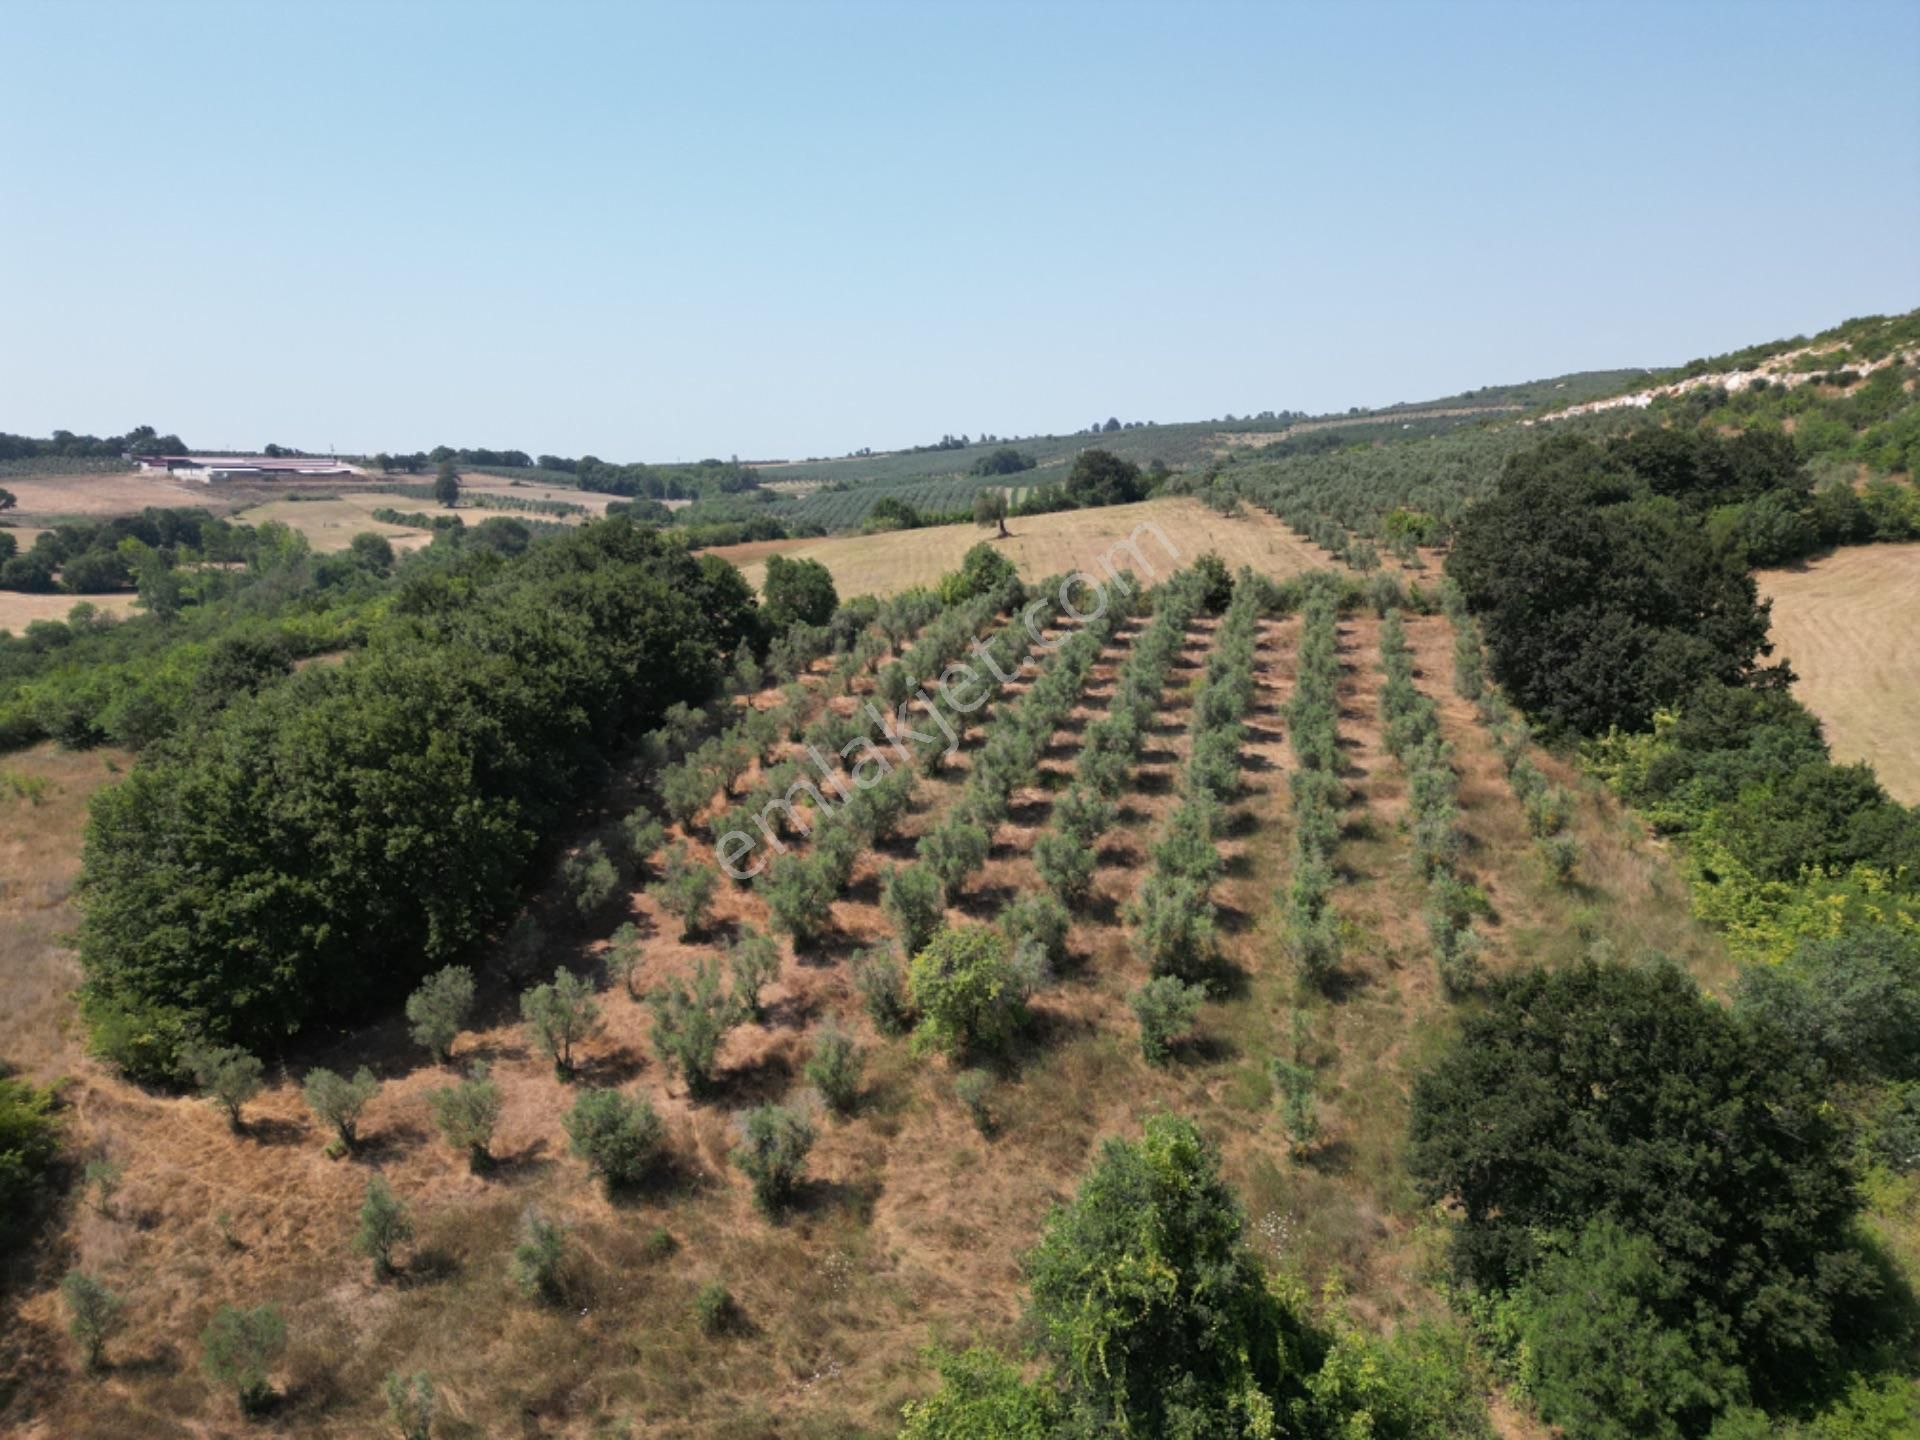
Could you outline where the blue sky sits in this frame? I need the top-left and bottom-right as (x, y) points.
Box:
(4, 0), (1916, 461)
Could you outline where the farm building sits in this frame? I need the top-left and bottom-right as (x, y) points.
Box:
(137, 454), (362, 481)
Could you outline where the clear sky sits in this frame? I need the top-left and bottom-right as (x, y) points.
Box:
(4, 0), (1916, 461)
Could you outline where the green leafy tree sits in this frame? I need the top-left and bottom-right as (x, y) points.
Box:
(302, 1065), (379, 1150)
(647, 956), (738, 1097)
(649, 843), (718, 939)
(432, 462), (460, 508)
(917, 819), (989, 904)
(974, 488), (1010, 538)
(1033, 830), (1098, 910)
(908, 926), (1023, 1056)
(428, 1062), (501, 1171)
(183, 1044), (263, 1131)
(853, 945), (914, 1035)
(405, 965), (475, 1064)
(1409, 959), (1879, 1410)
(726, 926), (782, 1020)
(762, 852), (837, 946)
(564, 1088), (665, 1192)
(883, 863), (946, 956)
(899, 1346), (1064, 1438)
(1023, 1115), (1298, 1434)
(731, 1102), (815, 1213)
(200, 1302), (287, 1414)
(519, 969), (602, 1078)
(353, 1175), (413, 1280)
(61, 1270), (124, 1372)
(605, 922), (643, 999)
(1062, 448), (1145, 508)
(762, 554), (839, 631)
(561, 840), (620, 915)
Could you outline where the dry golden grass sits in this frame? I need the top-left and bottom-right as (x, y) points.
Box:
(0, 593), (143, 635)
(0, 473), (210, 520)
(231, 492), (442, 552)
(714, 496), (1338, 598)
(1757, 543), (1920, 804)
(0, 595), (1728, 1438)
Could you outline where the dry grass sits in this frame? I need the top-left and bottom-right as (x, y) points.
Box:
(713, 496), (1338, 598)
(0, 473), (211, 521)
(0, 593), (143, 635)
(0, 597), (1729, 1437)
(230, 493), (443, 552)
(1757, 543), (1920, 804)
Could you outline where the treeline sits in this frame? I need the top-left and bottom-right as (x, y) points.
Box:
(0, 423), (185, 462)
(76, 521), (759, 1077)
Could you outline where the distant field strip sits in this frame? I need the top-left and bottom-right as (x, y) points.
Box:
(1758, 543), (1920, 804)
(712, 496), (1337, 598)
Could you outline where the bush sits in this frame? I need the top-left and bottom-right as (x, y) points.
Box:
(561, 840), (620, 915)
(182, 1044), (263, 1131)
(1130, 976), (1205, 1064)
(883, 864), (946, 957)
(731, 1103), (815, 1213)
(805, 1023), (864, 1114)
(1127, 875), (1218, 981)
(724, 926), (782, 1021)
(647, 957), (738, 1097)
(1537, 833), (1579, 887)
(353, 1176), (413, 1280)
(382, 1372), (437, 1440)
(404, 964), (475, 1064)
(1000, 891), (1071, 973)
(619, 806), (666, 873)
(917, 819), (990, 903)
(302, 1065), (378, 1150)
(510, 1207), (569, 1304)
(520, 969), (602, 1078)
(953, 1068), (993, 1134)
(0, 1069), (60, 1250)
(1033, 830), (1098, 910)
(762, 851), (837, 945)
(564, 1088), (665, 1192)
(200, 1302), (287, 1414)
(428, 1062), (502, 1171)
(649, 843), (718, 939)
(898, 1346), (1064, 1438)
(1272, 1056), (1319, 1155)
(61, 1270), (124, 1371)
(694, 1280), (740, 1335)
(909, 927), (1023, 1056)
(853, 946), (914, 1035)
(605, 922), (642, 998)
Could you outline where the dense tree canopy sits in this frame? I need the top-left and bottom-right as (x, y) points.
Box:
(1063, 448), (1147, 508)
(78, 520), (750, 1076)
(1409, 959), (1888, 1416)
(1448, 433), (1784, 734)
(760, 554), (837, 633)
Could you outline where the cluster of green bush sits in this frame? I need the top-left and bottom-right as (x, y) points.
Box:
(1376, 609), (1486, 995)
(77, 520), (759, 1079)
(1125, 560), (1260, 1051)
(0, 1064), (62, 1255)
(1283, 575), (1347, 988)
(900, 1113), (1492, 1438)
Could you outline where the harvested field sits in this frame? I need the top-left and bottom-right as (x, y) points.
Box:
(1758, 543), (1920, 804)
(0, 592), (143, 634)
(232, 492), (440, 551)
(725, 495), (1338, 598)
(0, 471), (210, 520)
(453, 473), (630, 516)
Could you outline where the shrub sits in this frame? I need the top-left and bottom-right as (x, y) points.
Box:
(520, 969), (602, 1078)
(1033, 830), (1098, 910)
(564, 1088), (665, 1191)
(61, 1270), (123, 1372)
(606, 922), (642, 998)
(561, 840), (620, 916)
(725, 926), (782, 1021)
(353, 1176), (413, 1280)
(917, 819), (990, 903)
(898, 1346), (1064, 1438)
(382, 1372), (436, 1440)
(182, 1044), (264, 1131)
(0, 1069), (60, 1247)
(1537, 833), (1579, 887)
(853, 946), (914, 1036)
(200, 1302), (286, 1414)
(763, 852), (837, 945)
(619, 806), (666, 873)
(1127, 875), (1218, 981)
(1000, 891), (1071, 972)
(649, 842), (718, 939)
(509, 1207), (568, 1303)
(428, 1062), (502, 1171)
(804, 1023), (864, 1114)
(84, 1157), (121, 1217)
(1272, 1056), (1319, 1155)
(647, 957), (738, 1097)
(694, 1280), (740, 1336)
(302, 1065), (379, 1150)
(883, 864), (946, 957)
(909, 927), (1023, 1056)
(405, 964), (476, 1064)
(953, 1068), (993, 1134)
(731, 1103), (815, 1213)
(1523, 784), (1574, 838)
(1130, 976), (1205, 1064)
